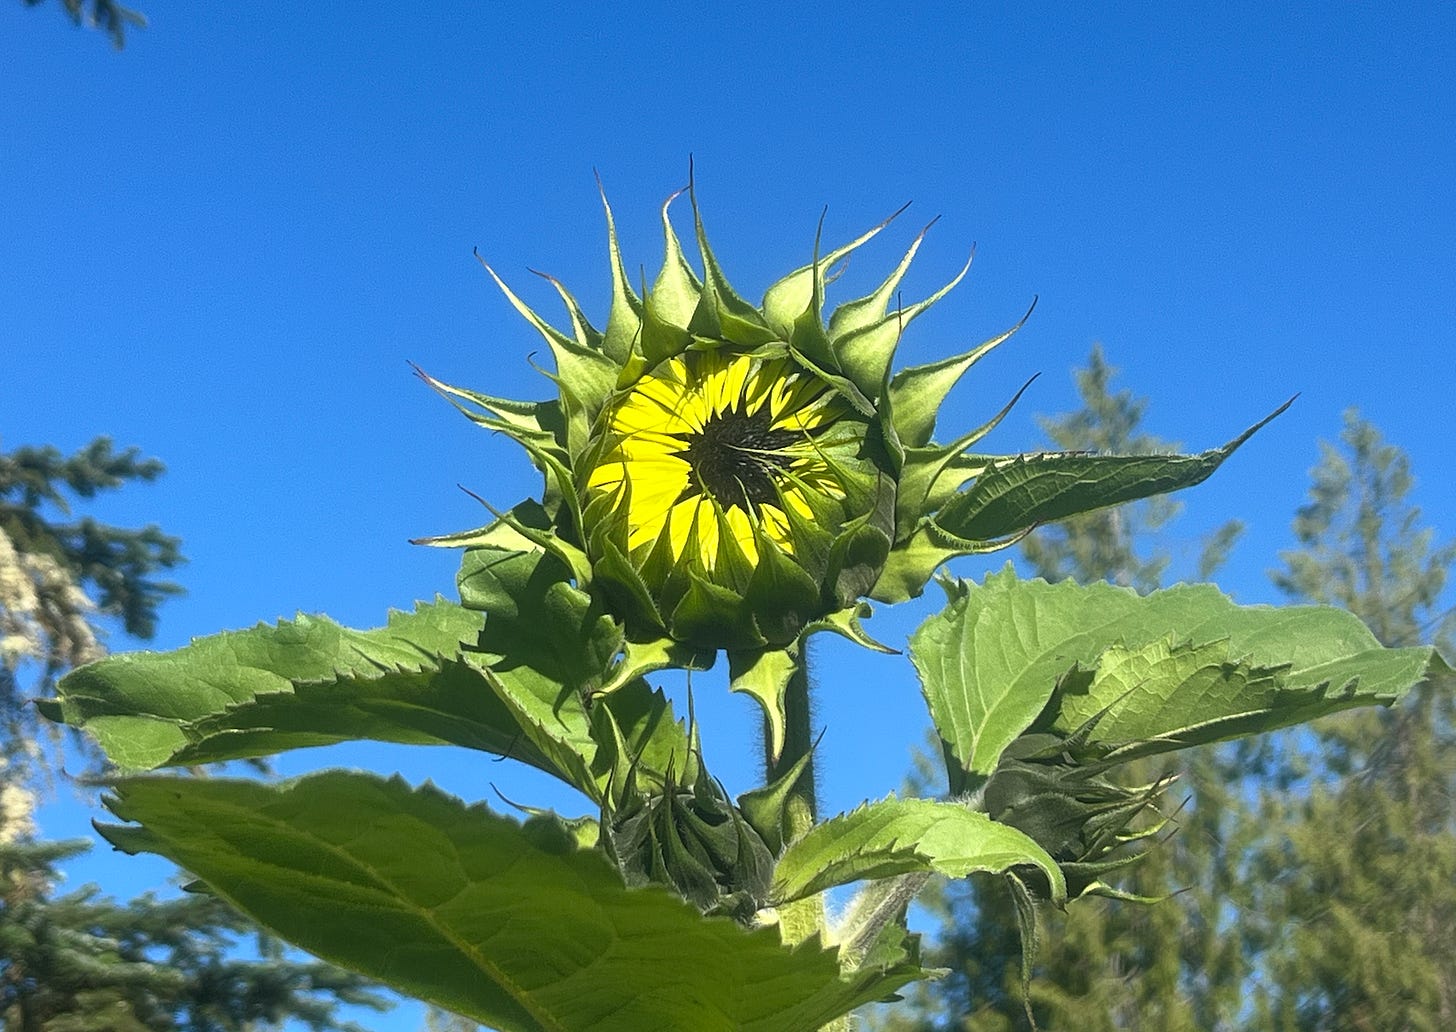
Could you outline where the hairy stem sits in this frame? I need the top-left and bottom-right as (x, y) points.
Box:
(766, 654), (824, 946)
(764, 651), (852, 1032)
(837, 873), (931, 971)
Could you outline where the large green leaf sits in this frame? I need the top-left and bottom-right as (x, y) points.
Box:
(47, 555), (696, 805)
(772, 797), (1066, 905)
(1049, 630), (1448, 760)
(728, 646), (799, 764)
(455, 547), (623, 795)
(101, 773), (921, 1032)
(912, 566), (1448, 791)
(930, 401), (1291, 543)
(46, 598), (484, 771)
(171, 658), (574, 776)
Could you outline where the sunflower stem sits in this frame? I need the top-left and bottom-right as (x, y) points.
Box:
(764, 656), (851, 1032)
(765, 652), (827, 947)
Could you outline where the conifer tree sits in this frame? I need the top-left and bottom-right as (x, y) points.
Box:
(1, 436), (182, 775)
(19, 0), (145, 49)
(0, 837), (386, 1031)
(1247, 410), (1456, 1030)
(423, 1007), (481, 1031)
(0, 436), (389, 1031)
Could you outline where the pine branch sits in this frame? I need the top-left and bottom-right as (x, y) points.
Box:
(20, 0), (147, 49)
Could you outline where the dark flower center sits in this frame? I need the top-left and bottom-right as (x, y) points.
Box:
(672, 406), (800, 512)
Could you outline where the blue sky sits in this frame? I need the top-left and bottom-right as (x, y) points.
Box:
(4, 2), (1454, 1028)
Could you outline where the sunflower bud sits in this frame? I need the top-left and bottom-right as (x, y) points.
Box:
(419, 177), (1028, 741)
(583, 343), (894, 650)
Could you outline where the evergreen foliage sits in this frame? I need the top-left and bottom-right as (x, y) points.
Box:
(0, 436), (389, 1032)
(20, 0), (146, 49)
(0, 438), (182, 666)
(1, 437), (182, 773)
(1273, 409), (1455, 653)
(423, 1006), (480, 1032)
(1247, 410), (1456, 1029)
(0, 837), (385, 1032)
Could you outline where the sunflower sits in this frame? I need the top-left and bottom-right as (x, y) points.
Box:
(576, 338), (892, 653)
(584, 350), (851, 571)
(418, 180), (1026, 743)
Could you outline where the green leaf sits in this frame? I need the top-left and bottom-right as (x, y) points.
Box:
(893, 380), (1036, 542)
(771, 797), (1065, 906)
(648, 188), (702, 328)
(670, 572), (767, 650)
(869, 523), (1022, 606)
(912, 566), (1450, 791)
(802, 602), (898, 655)
(102, 773), (920, 1032)
(598, 635), (715, 695)
(411, 498), (555, 552)
(742, 534), (823, 646)
(1052, 629), (1450, 761)
(475, 256), (620, 441)
(535, 269), (607, 357)
(49, 598), (483, 771)
(911, 569), (1075, 789)
(825, 215), (931, 343)
(688, 184), (778, 349)
(823, 512), (894, 608)
(869, 528), (964, 605)
(412, 366), (565, 451)
(1007, 872), (1041, 1031)
(47, 550), (692, 807)
(173, 659), (572, 776)
(458, 547), (708, 800)
(931, 399), (1293, 542)
(48, 594), (613, 796)
(458, 547), (620, 697)
(596, 178), (644, 366)
(454, 550), (614, 791)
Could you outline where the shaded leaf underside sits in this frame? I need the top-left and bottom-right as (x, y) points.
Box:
(933, 400), (1292, 543)
(48, 598), (485, 771)
(46, 586), (696, 807)
(102, 772), (920, 1032)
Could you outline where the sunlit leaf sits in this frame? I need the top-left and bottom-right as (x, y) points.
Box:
(913, 566), (1448, 791)
(931, 400), (1291, 542)
(772, 796), (1065, 905)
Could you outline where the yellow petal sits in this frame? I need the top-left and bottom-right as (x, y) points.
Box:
(723, 504), (760, 566)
